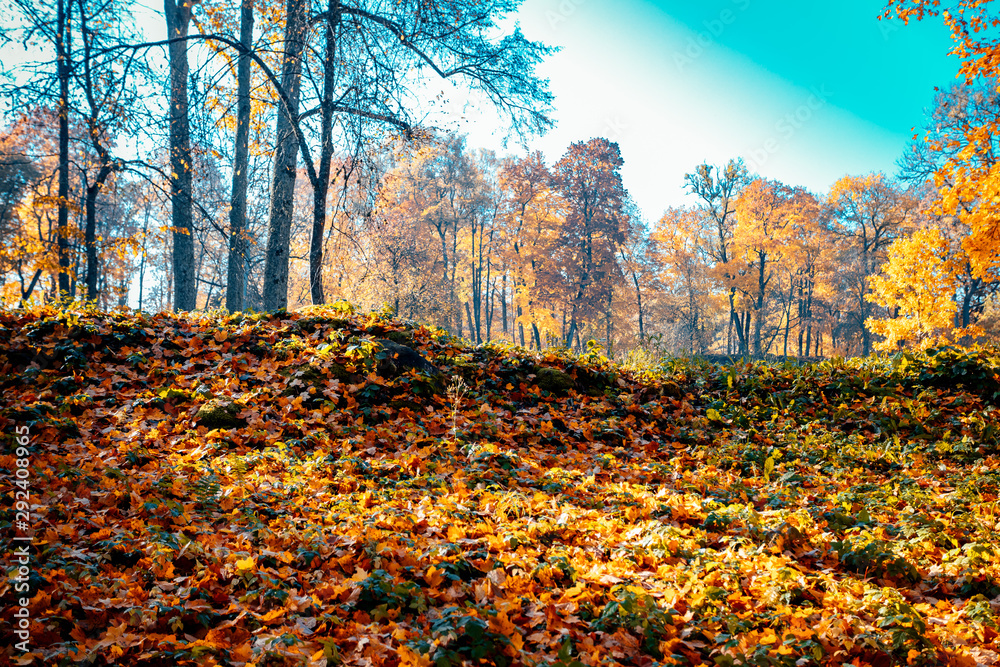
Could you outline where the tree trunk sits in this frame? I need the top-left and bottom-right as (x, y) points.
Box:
(961, 276), (980, 328)
(56, 0), (72, 298)
(501, 273), (508, 337)
(226, 0), (254, 312)
(465, 301), (477, 342)
(309, 0), (341, 305)
(753, 258), (766, 358)
(783, 309), (790, 361)
(743, 310), (752, 356)
(19, 269), (43, 307)
(137, 207), (150, 311)
(605, 290), (613, 360)
(632, 272), (644, 341)
(164, 0), (196, 311)
(564, 316), (578, 350)
(263, 0), (307, 311)
(79, 6), (120, 304)
(83, 166), (112, 301)
(728, 289), (749, 355)
(472, 277), (482, 343)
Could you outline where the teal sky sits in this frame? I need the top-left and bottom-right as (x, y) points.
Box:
(458, 0), (961, 220)
(2, 0), (959, 222)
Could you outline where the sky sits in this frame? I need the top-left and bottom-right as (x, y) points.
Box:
(0, 0), (960, 224)
(455, 0), (961, 221)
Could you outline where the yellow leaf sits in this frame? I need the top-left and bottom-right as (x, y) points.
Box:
(259, 608), (284, 623)
(231, 644), (253, 661)
(236, 556), (256, 573)
(424, 566), (445, 588)
(397, 645), (432, 667)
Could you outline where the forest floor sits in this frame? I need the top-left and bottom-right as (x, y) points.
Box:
(2, 304), (1000, 667)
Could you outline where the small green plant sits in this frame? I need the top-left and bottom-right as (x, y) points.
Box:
(350, 570), (428, 618)
(861, 587), (936, 663)
(593, 586), (677, 658)
(832, 535), (921, 584)
(404, 606), (513, 666)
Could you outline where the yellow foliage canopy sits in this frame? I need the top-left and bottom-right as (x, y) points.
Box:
(866, 228), (981, 350)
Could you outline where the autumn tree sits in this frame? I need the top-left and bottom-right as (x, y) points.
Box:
(732, 179), (825, 358)
(464, 149), (503, 344)
(554, 138), (628, 350)
(650, 207), (719, 353)
(496, 151), (566, 349)
(3, 0), (82, 297)
(865, 227), (980, 349)
(899, 86), (1000, 328)
(225, 0), (255, 313)
(366, 135), (481, 330)
(70, 0), (150, 302)
(885, 1), (1000, 280)
(779, 190), (827, 358)
(617, 198), (657, 347)
(255, 0), (555, 312)
(261, 0), (307, 312)
(825, 173), (914, 356)
(162, 0), (198, 310)
(684, 159), (751, 355)
(0, 128), (44, 304)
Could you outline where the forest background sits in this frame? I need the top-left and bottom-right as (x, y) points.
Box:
(2, 0), (1000, 359)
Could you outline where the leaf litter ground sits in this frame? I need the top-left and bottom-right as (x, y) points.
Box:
(2, 305), (1000, 667)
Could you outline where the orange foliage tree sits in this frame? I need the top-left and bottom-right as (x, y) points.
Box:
(866, 227), (982, 350)
(825, 173), (915, 355)
(684, 159), (751, 355)
(553, 138), (629, 350)
(496, 152), (567, 349)
(885, 0), (1000, 279)
(650, 207), (721, 353)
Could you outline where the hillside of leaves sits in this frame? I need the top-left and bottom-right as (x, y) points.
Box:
(2, 305), (1000, 667)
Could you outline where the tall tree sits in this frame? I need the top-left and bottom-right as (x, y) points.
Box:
(733, 178), (802, 358)
(307, 0), (342, 306)
(0, 127), (43, 305)
(262, 0), (307, 311)
(685, 159), (751, 355)
(76, 0), (145, 302)
(497, 151), (566, 349)
(553, 138), (627, 350)
(55, 0), (72, 298)
(825, 173), (913, 356)
(651, 207), (718, 354)
(164, 0), (197, 310)
(617, 197), (654, 346)
(225, 0), (254, 312)
(885, 1), (1000, 279)
(261, 0), (554, 311)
